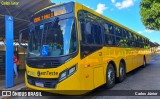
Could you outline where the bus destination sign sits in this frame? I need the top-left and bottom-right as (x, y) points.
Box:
(33, 9), (66, 23)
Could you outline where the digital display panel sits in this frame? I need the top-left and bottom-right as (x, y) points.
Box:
(33, 9), (66, 23)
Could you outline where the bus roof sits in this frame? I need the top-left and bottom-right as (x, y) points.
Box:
(76, 2), (149, 40)
(33, 1), (149, 40)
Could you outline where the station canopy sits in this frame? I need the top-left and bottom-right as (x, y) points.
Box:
(0, 0), (54, 45)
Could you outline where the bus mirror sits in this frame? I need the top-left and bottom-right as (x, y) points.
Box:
(19, 28), (28, 49)
(85, 22), (91, 34)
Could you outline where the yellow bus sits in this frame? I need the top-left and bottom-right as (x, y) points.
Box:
(19, 2), (151, 95)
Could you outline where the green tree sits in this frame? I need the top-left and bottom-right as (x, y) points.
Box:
(140, 0), (160, 31)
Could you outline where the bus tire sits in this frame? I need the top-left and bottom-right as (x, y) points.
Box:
(142, 56), (146, 68)
(117, 61), (126, 83)
(104, 63), (115, 89)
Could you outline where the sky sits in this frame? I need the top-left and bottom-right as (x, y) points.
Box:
(51, 0), (160, 44)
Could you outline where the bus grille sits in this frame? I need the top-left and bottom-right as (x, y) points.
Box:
(27, 60), (61, 68)
(27, 75), (58, 88)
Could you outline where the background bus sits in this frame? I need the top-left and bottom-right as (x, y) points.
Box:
(19, 2), (151, 95)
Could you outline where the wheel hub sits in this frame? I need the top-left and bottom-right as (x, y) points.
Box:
(120, 67), (124, 77)
(108, 69), (114, 83)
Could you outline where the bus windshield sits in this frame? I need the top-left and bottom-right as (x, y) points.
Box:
(28, 18), (77, 58)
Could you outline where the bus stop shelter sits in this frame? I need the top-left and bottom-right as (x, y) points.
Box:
(0, 0), (54, 41)
(0, 0), (54, 88)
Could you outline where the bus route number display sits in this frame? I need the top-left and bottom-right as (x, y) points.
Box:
(33, 9), (66, 23)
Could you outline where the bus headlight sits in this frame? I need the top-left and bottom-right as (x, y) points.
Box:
(69, 66), (76, 75)
(59, 64), (77, 81)
(60, 71), (67, 80)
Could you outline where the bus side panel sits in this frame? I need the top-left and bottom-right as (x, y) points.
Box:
(80, 60), (94, 90)
(93, 67), (104, 88)
(137, 48), (143, 68)
(102, 47), (120, 77)
(125, 48), (132, 73)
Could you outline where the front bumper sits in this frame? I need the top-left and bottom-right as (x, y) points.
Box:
(25, 72), (87, 95)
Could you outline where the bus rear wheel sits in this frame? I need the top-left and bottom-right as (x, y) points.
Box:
(104, 64), (115, 89)
(117, 62), (126, 82)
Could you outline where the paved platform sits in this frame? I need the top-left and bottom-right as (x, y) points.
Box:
(0, 70), (26, 90)
(0, 70), (26, 99)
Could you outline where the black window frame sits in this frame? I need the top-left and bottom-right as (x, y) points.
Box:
(78, 10), (150, 49)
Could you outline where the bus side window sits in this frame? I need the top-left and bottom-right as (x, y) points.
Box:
(92, 24), (102, 44)
(123, 30), (129, 39)
(104, 23), (115, 46)
(104, 34), (115, 45)
(80, 21), (103, 58)
(115, 37), (121, 46)
(85, 22), (93, 44)
(80, 22), (88, 44)
(82, 22), (102, 45)
(115, 26), (122, 37)
(82, 22), (94, 44)
(80, 22), (92, 44)
(104, 23), (114, 34)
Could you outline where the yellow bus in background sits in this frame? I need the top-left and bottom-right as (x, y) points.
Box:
(19, 2), (151, 95)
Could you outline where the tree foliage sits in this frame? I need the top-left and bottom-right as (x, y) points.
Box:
(140, 0), (160, 31)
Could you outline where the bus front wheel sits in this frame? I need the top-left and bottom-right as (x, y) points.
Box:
(104, 64), (115, 89)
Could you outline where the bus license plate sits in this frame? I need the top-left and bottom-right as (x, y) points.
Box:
(35, 82), (44, 87)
